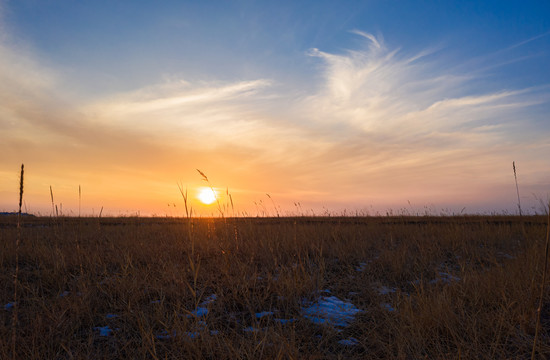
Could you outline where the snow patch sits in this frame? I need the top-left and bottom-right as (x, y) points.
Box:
(156, 330), (177, 340)
(255, 311), (274, 319)
(339, 337), (360, 346)
(380, 302), (396, 312)
(94, 326), (117, 337)
(188, 294), (217, 318)
(243, 326), (267, 333)
(430, 272), (461, 284)
(302, 295), (362, 328)
(376, 285), (397, 295)
(497, 252), (516, 260)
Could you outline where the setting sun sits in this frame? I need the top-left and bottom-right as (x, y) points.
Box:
(197, 187), (217, 205)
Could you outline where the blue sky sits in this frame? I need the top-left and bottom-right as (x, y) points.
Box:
(6, 1), (550, 94)
(1, 0), (549, 215)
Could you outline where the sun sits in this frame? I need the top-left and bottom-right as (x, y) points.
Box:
(197, 187), (217, 205)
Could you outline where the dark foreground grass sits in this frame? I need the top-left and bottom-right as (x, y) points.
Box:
(1, 215), (549, 359)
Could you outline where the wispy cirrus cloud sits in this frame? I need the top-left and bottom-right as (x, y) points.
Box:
(84, 78), (280, 147)
(304, 31), (546, 135)
(279, 31), (550, 211)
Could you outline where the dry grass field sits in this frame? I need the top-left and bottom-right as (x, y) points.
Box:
(1, 214), (549, 359)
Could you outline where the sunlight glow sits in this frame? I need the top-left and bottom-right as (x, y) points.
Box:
(197, 187), (217, 205)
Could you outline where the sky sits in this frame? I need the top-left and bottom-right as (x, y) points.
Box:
(1, 0), (549, 216)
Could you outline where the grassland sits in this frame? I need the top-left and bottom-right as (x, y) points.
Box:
(1, 214), (549, 359)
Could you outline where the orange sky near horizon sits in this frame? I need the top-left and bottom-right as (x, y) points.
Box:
(0, 157), (540, 217)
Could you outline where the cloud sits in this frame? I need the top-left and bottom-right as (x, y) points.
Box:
(306, 32), (547, 140)
(95, 79), (271, 115)
(84, 78), (280, 148)
(277, 32), (549, 210)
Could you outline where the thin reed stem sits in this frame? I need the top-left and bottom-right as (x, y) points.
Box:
(50, 185), (55, 218)
(266, 193), (280, 217)
(197, 169), (224, 219)
(178, 182), (198, 304)
(12, 164), (24, 360)
(513, 161), (522, 216)
(76, 185), (83, 276)
(79, 185), (81, 218)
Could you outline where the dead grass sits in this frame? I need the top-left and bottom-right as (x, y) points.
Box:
(1, 215), (549, 359)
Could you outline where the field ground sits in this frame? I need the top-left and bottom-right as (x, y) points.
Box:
(1, 215), (549, 359)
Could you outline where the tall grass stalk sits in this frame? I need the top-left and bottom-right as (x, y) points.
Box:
(76, 185), (83, 276)
(78, 185), (81, 218)
(266, 193), (280, 217)
(12, 164), (24, 360)
(513, 161), (522, 216)
(50, 185), (55, 218)
(177, 182), (190, 219)
(531, 203), (550, 360)
(178, 181), (200, 308)
(229, 193), (234, 216)
(197, 169), (224, 218)
(177, 183), (195, 255)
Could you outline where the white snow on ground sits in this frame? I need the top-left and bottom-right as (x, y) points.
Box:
(189, 294), (217, 318)
(94, 326), (117, 337)
(356, 256), (379, 271)
(156, 330), (177, 340)
(191, 307), (208, 317)
(202, 294), (218, 304)
(380, 302), (396, 312)
(146, 292), (363, 340)
(185, 331), (200, 339)
(255, 311), (274, 319)
(155, 294), (219, 340)
(411, 265), (462, 286)
(376, 285), (397, 295)
(245, 311), (295, 332)
(497, 252), (516, 260)
(243, 326), (267, 333)
(429, 272), (461, 284)
(302, 295), (362, 328)
(338, 337), (359, 346)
